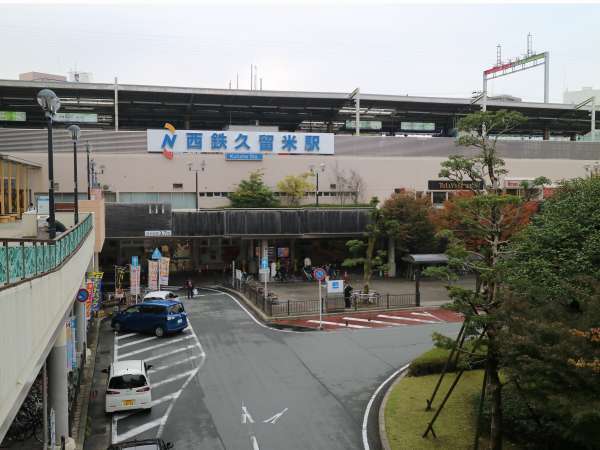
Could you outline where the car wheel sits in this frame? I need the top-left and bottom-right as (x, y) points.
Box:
(113, 322), (121, 332)
(154, 326), (165, 338)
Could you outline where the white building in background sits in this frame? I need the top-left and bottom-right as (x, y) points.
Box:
(564, 87), (600, 105)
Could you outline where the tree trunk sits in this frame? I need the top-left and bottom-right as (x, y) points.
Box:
(363, 236), (376, 293)
(486, 346), (503, 450)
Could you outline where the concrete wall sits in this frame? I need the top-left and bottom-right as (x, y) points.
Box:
(0, 224), (94, 440)
(80, 198), (105, 252)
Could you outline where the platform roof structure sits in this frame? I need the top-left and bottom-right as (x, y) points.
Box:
(0, 79), (594, 136)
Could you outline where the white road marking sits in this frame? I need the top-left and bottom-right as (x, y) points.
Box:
(342, 317), (406, 327)
(148, 356), (200, 375)
(411, 312), (443, 321)
(116, 332), (138, 341)
(157, 324), (206, 437)
(241, 404), (255, 424)
(117, 334), (194, 359)
(251, 435), (260, 450)
(151, 369), (196, 388)
(307, 319), (368, 329)
(114, 417), (163, 443)
(143, 344), (203, 363)
(377, 314), (438, 324)
(362, 364), (410, 450)
(114, 393), (179, 421)
(117, 335), (158, 349)
(263, 408), (288, 424)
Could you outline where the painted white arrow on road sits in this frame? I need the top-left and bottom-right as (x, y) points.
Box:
(263, 408), (289, 424)
(241, 404), (255, 424)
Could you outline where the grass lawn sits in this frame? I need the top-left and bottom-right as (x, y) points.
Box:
(385, 370), (520, 450)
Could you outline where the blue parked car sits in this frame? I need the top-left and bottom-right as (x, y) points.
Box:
(111, 300), (188, 337)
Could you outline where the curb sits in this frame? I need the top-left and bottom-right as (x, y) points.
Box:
(74, 317), (102, 450)
(378, 368), (409, 450)
(218, 286), (271, 322)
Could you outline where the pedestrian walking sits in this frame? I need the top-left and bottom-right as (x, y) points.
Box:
(186, 278), (194, 299)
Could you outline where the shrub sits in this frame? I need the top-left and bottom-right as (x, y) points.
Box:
(408, 347), (457, 377)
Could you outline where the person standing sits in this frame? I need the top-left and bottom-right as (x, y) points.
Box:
(186, 278), (194, 299)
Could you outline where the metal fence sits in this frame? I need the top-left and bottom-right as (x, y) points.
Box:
(0, 214), (93, 288)
(224, 278), (417, 318)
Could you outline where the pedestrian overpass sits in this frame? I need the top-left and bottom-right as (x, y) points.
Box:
(0, 212), (96, 445)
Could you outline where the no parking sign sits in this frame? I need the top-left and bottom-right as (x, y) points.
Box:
(313, 267), (327, 282)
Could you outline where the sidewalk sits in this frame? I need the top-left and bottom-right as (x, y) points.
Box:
(268, 276), (476, 307)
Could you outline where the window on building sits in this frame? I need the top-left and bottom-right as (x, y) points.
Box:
(172, 183), (183, 189)
(330, 184), (336, 189)
(431, 191), (448, 206)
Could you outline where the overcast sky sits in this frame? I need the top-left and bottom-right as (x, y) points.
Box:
(0, 2), (598, 102)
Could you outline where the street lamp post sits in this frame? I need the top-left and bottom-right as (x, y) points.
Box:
(67, 125), (81, 224)
(188, 160), (206, 211)
(37, 89), (61, 239)
(86, 141), (91, 200)
(310, 163), (325, 207)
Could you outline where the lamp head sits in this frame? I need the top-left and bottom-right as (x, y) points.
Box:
(36, 89), (61, 115)
(66, 124), (81, 142)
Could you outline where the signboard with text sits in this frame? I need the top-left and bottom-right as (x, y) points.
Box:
(159, 257), (170, 286)
(0, 111), (26, 122)
(148, 260), (159, 290)
(428, 180), (484, 191)
(147, 129), (334, 155)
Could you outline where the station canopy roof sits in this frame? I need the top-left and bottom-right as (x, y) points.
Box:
(0, 79), (594, 135)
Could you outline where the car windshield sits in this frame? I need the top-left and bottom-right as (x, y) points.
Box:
(168, 303), (184, 314)
(109, 374), (147, 389)
(166, 293), (178, 299)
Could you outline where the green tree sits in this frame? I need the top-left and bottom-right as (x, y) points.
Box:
(381, 191), (438, 256)
(342, 197), (390, 294)
(424, 110), (545, 450)
(498, 176), (600, 450)
(276, 173), (314, 206)
(229, 170), (279, 208)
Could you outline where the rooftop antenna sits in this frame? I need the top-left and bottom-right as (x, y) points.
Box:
(496, 44), (502, 66)
(527, 33), (533, 56)
(236, 73), (239, 89)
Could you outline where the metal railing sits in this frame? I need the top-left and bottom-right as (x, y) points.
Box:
(224, 278), (417, 318)
(0, 214), (93, 288)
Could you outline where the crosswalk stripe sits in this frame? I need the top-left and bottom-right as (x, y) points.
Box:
(117, 336), (158, 349)
(118, 334), (194, 359)
(143, 344), (203, 363)
(148, 356), (201, 375)
(377, 314), (438, 324)
(342, 317), (406, 327)
(307, 319), (368, 329)
(116, 332), (138, 341)
(151, 370), (196, 388)
(114, 417), (163, 443)
(411, 312), (443, 321)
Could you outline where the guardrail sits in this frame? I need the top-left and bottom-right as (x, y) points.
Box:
(0, 214), (93, 288)
(224, 278), (417, 318)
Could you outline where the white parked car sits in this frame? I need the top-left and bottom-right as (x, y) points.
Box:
(105, 360), (152, 413)
(143, 290), (179, 302)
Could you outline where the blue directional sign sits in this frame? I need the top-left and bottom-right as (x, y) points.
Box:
(261, 258), (269, 270)
(151, 248), (162, 260)
(131, 256), (139, 267)
(76, 288), (89, 303)
(225, 153), (263, 161)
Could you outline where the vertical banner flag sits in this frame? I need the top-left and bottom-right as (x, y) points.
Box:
(148, 260), (159, 290)
(159, 257), (170, 286)
(85, 280), (94, 320)
(130, 265), (141, 296)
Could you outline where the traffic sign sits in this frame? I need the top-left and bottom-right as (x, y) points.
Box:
(131, 256), (139, 267)
(151, 248), (162, 260)
(313, 267), (327, 282)
(260, 258), (269, 270)
(327, 280), (344, 294)
(76, 288), (89, 303)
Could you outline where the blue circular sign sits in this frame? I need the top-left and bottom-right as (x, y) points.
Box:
(76, 288), (89, 303)
(313, 267), (327, 282)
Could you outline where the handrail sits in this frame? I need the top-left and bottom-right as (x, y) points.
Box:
(0, 214), (93, 289)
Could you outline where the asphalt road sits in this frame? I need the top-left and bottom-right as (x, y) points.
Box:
(112, 288), (461, 450)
